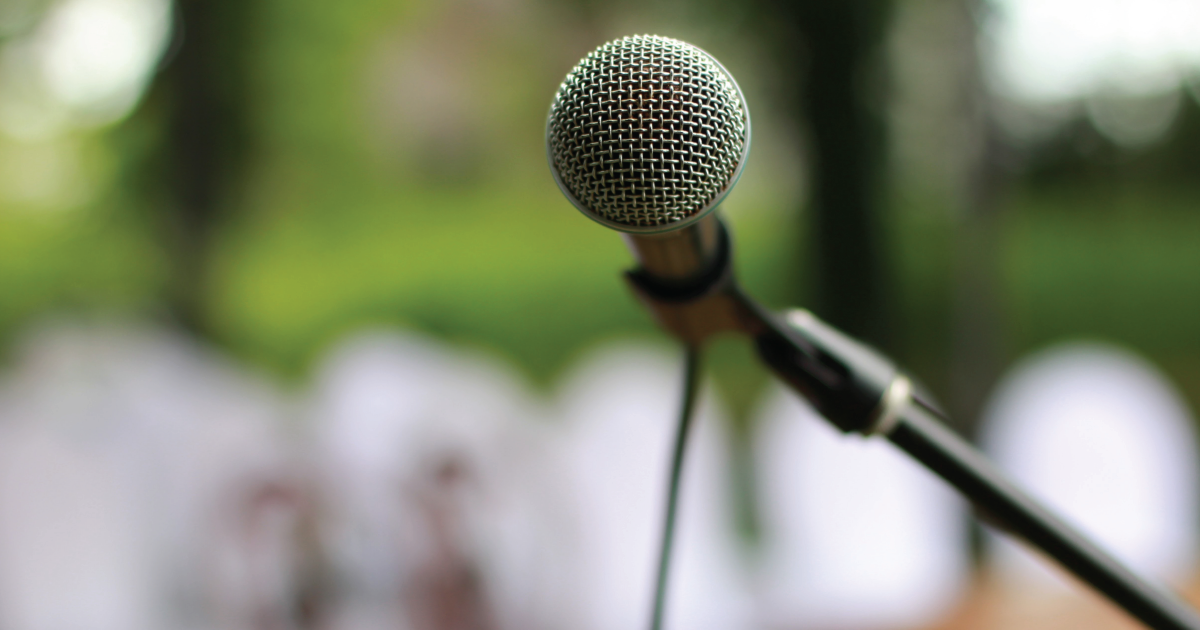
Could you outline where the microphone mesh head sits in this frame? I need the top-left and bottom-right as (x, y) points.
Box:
(547, 35), (749, 232)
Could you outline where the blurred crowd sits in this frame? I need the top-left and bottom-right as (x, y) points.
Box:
(0, 320), (1195, 630)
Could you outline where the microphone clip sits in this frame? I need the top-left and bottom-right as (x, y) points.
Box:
(623, 220), (749, 345)
(623, 219), (897, 435)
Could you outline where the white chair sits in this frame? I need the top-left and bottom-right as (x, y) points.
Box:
(551, 343), (753, 630)
(310, 330), (571, 630)
(980, 342), (1199, 589)
(752, 385), (968, 629)
(0, 322), (296, 630)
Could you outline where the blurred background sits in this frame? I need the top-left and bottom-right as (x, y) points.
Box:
(3, 0), (1200, 627)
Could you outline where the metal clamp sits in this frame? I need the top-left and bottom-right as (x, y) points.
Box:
(867, 375), (912, 436)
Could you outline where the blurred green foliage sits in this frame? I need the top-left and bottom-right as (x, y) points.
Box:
(2, 0), (1200, 428)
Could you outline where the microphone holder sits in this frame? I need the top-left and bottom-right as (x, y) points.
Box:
(624, 219), (1200, 630)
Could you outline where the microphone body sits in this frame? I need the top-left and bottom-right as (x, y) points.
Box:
(547, 34), (1200, 630)
(622, 217), (723, 288)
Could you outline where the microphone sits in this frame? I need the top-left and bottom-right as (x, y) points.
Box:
(546, 35), (1200, 630)
(546, 35), (750, 288)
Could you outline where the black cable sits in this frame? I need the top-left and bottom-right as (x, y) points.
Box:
(649, 344), (703, 630)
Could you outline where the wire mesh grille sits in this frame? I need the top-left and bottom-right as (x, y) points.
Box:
(548, 35), (748, 229)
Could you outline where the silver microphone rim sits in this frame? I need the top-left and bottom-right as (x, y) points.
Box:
(545, 36), (752, 235)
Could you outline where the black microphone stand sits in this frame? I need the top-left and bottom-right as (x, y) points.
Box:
(627, 219), (1200, 630)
